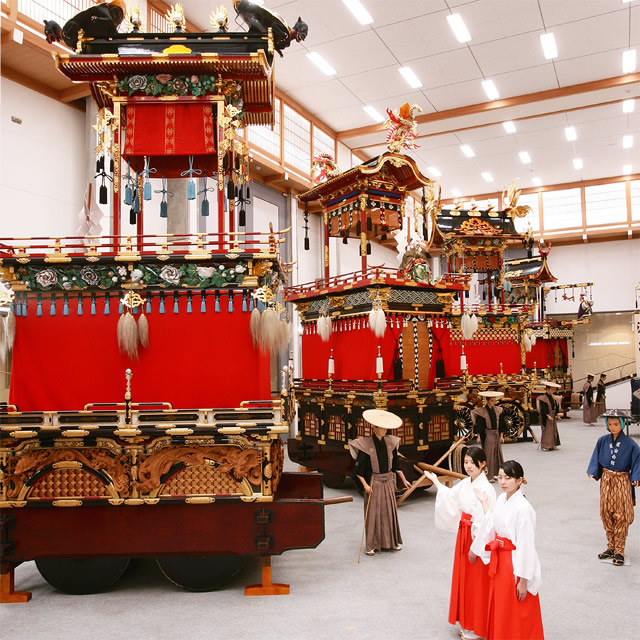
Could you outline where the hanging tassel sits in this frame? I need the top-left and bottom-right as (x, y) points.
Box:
(133, 187), (140, 213)
(215, 292), (220, 312)
(6, 311), (16, 351)
(530, 333), (537, 347)
(160, 200), (168, 218)
(91, 294), (96, 315)
(279, 319), (290, 350)
(77, 294), (83, 315)
(201, 291), (207, 313)
(50, 295), (56, 316)
(117, 311), (139, 359)
(104, 293), (110, 315)
(63, 294), (69, 316)
(366, 241), (371, 255)
(524, 333), (532, 353)
(99, 181), (108, 205)
(250, 307), (262, 347)
(173, 292), (179, 313)
(260, 307), (281, 353)
(201, 198), (210, 217)
(15, 297), (21, 318)
(304, 237), (310, 251)
(342, 234), (348, 245)
(186, 292), (192, 313)
(130, 206), (137, 225)
(138, 312), (149, 348)
(366, 215), (372, 232)
(228, 291), (234, 313)
(356, 220), (362, 235)
(118, 298), (124, 314)
(124, 184), (133, 206)
(145, 295), (151, 314)
(227, 180), (235, 201)
(242, 292), (247, 312)
(36, 294), (42, 317)
(239, 208), (246, 227)
(143, 181), (152, 201)
(249, 295), (254, 312)
(159, 292), (165, 314)
(97, 155), (104, 173)
(21, 295), (27, 316)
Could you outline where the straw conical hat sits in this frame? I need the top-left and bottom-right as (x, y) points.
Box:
(362, 409), (402, 429)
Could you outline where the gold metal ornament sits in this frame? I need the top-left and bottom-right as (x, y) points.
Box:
(124, 5), (144, 32)
(210, 5), (229, 32)
(120, 291), (145, 310)
(165, 3), (186, 32)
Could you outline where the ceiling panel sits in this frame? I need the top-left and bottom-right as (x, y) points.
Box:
(361, 0), (447, 27)
(459, 0), (543, 43)
(286, 79), (362, 114)
(409, 48), (483, 90)
(538, 0), (628, 27)
(422, 77), (488, 111)
(553, 48), (628, 86)
(340, 66), (418, 104)
(470, 30), (548, 76)
(490, 64), (559, 98)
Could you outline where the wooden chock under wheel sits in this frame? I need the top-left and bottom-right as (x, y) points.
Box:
(0, 568), (32, 603)
(244, 556), (289, 596)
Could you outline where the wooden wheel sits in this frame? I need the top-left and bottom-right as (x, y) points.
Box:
(454, 404), (474, 440)
(321, 470), (346, 489)
(35, 557), (130, 594)
(156, 555), (247, 592)
(500, 401), (526, 442)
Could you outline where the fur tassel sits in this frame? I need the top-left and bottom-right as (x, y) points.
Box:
(250, 308), (262, 347)
(279, 320), (290, 350)
(117, 312), (139, 359)
(137, 313), (149, 348)
(368, 308), (377, 334)
(524, 333), (532, 352)
(6, 311), (16, 351)
(317, 315), (332, 342)
(374, 308), (386, 338)
(0, 315), (6, 367)
(530, 333), (537, 347)
(260, 307), (280, 352)
(470, 313), (478, 336)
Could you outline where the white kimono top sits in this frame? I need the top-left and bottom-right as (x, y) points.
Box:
(434, 473), (497, 565)
(470, 488), (542, 596)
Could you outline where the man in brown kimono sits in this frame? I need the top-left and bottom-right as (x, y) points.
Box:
(595, 373), (607, 415)
(350, 409), (411, 556)
(537, 380), (562, 450)
(583, 374), (598, 424)
(473, 391), (506, 481)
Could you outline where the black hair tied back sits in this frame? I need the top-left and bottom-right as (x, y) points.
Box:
(500, 460), (526, 484)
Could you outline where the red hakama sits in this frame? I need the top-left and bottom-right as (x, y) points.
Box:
(485, 535), (544, 640)
(448, 512), (491, 638)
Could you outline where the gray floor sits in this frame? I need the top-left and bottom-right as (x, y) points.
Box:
(1, 411), (638, 640)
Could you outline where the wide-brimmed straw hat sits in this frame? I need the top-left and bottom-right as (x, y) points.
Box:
(586, 372), (596, 378)
(478, 391), (504, 398)
(542, 380), (562, 389)
(362, 409), (403, 429)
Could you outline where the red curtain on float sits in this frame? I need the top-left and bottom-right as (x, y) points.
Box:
(302, 326), (400, 380)
(9, 298), (271, 412)
(525, 338), (566, 369)
(122, 103), (217, 176)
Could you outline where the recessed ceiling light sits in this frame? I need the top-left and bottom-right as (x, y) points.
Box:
(451, 189), (462, 198)
(362, 105), (384, 123)
(481, 79), (499, 100)
(623, 164), (632, 174)
(623, 134), (633, 149)
(426, 166), (441, 177)
(306, 52), (336, 76)
(460, 144), (475, 158)
(503, 121), (516, 134)
(446, 13), (471, 43)
(532, 177), (542, 187)
(519, 151), (531, 164)
(564, 126), (577, 141)
(342, 0), (374, 25)
(622, 99), (635, 113)
(481, 171), (494, 182)
(623, 0), (632, 4)
(540, 33), (558, 59)
(573, 158), (583, 170)
(398, 66), (422, 89)
(622, 49), (637, 74)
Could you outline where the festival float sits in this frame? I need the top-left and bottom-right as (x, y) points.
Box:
(0, 2), (327, 601)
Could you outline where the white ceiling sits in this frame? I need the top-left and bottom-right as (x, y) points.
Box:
(181, 0), (640, 199)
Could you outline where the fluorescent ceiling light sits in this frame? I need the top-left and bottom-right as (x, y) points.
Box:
(622, 49), (637, 74)
(451, 189), (462, 198)
(564, 126), (577, 141)
(519, 151), (531, 164)
(362, 105), (384, 123)
(248, 0), (265, 4)
(532, 177), (542, 187)
(481, 79), (499, 100)
(447, 13), (471, 43)
(540, 33), (557, 59)
(398, 66), (423, 89)
(306, 52), (336, 76)
(623, 134), (633, 149)
(623, 164), (632, 174)
(342, 0), (373, 25)
(460, 144), (475, 158)
(481, 171), (494, 182)
(622, 99), (635, 113)
(573, 158), (583, 170)
(623, 0), (632, 4)
(503, 121), (516, 134)
(426, 166), (441, 177)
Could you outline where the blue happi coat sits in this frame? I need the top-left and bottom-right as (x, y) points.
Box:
(587, 432), (640, 501)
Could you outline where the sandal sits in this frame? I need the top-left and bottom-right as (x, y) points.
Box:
(612, 554), (624, 566)
(598, 549), (614, 560)
(365, 549), (375, 556)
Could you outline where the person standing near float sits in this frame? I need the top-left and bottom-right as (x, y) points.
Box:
(537, 381), (561, 451)
(423, 446), (497, 640)
(473, 391), (506, 481)
(472, 460), (544, 640)
(595, 373), (607, 415)
(587, 409), (640, 567)
(582, 374), (597, 424)
(350, 409), (411, 556)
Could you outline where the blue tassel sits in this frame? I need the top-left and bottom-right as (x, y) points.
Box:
(257, 301), (265, 312)
(132, 304), (138, 315)
(159, 293), (165, 314)
(15, 297), (21, 317)
(201, 291), (206, 312)
(124, 184), (133, 206)
(118, 299), (123, 314)
(145, 296), (151, 314)
(228, 291), (233, 313)
(173, 292), (179, 313)
(201, 198), (209, 217)
(160, 201), (168, 218)
(50, 296), (56, 316)
(36, 295), (42, 317)
(77, 294), (83, 315)
(91, 294), (96, 315)
(242, 293), (247, 312)
(187, 180), (196, 200)
(249, 296), (254, 312)
(63, 294), (69, 316)
(143, 181), (152, 201)
(104, 293), (110, 315)
(186, 292), (192, 313)
(21, 296), (27, 316)
(215, 292), (220, 313)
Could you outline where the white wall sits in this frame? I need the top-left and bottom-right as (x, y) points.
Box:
(544, 238), (640, 314)
(1, 79), (86, 238)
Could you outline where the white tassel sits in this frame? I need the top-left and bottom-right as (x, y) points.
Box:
(6, 311), (16, 351)
(470, 313), (478, 337)
(368, 308), (377, 334)
(318, 315), (332, 342)
(117, 312), (139, 359)
(137, 313), (149, 348)
(524, 333), (532, 352)
(530, 333), (537, 347)
(375, 308), (386, 338)
(279, 319), (290, 350)
(260, 307), (280, 352)
(250, 308), (262, 347)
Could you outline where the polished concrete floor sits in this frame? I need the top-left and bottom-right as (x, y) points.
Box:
(1, 411), (638, 640)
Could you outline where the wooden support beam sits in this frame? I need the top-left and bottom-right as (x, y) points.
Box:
(59, 83), (91, 103)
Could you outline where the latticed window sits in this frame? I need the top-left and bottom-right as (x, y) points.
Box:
(303, 412), (319, 437)
(513, 193), (540, 233)
(585, 183), (627, 225)
(148, 3), (166, 33)
(397, 416), (414, 445)
(542, 188), (582, 231)
(283, 105), (310, 174)
(356, 417), (372, 438)
(630, 180), (640, 221)
(427, 413), (450, 442)
(313, 127), (334, 160)
(247, 98), (281, 159)
(327, 415), (345, 441)
(19, 0), (94, 25)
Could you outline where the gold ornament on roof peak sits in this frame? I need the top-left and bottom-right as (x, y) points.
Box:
(210, 5), (229, 32)
(502, 179), (532, 219)
(124, 5), (144, 32)
(165, 3), (186, 32)
(384, 103), (422, 153)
